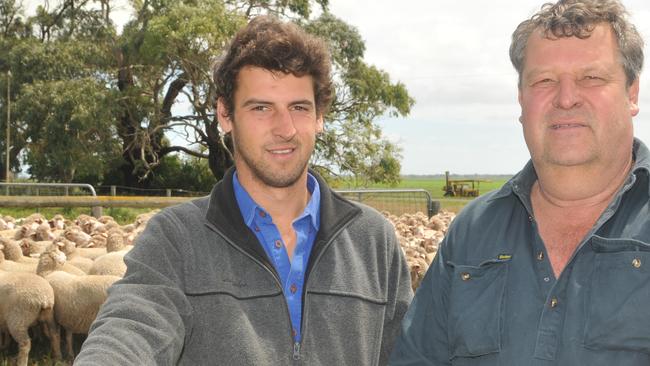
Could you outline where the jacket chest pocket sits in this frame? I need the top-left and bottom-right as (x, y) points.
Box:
(584, 236), (650, 354)
(447, 258), (510, 360)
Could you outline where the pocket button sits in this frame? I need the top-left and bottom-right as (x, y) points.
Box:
(632, 258), (642, 268)
(461, 272), (471, 281)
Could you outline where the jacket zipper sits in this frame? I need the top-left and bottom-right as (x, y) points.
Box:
(295, 218), (358, 363)
(204, 222), (296, 359)
(206, 209), (360, 364)
(293, 342), (301, 360)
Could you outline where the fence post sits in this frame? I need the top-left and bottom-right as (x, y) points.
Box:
(428, 200), (441, 218)
(91, 206), (103, 218)
(111, 186), (116, 196)
(64, 186), (69, 196)
(166, 189), (171, 197)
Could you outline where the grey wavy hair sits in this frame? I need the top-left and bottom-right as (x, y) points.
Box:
(510, 0), (644, 88)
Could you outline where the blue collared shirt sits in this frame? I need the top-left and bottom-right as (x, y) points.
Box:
(233, 171), (320, 342)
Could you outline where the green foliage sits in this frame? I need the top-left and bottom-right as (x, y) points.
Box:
(0, 0), (414, 189)
(150, 154), (217, 192)
(306, 13), (414, 186)
(16, 78), (120, 182)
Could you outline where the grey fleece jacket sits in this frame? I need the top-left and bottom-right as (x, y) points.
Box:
(75, 168), (413, 365)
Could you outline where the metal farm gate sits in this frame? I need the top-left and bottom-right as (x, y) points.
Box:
(335, 189), (440, 218)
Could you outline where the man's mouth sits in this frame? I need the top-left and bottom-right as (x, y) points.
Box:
(550, 123), (585, 130)
(268, 147), (295, 155)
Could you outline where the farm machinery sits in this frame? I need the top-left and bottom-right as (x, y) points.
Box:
(442, 171), (488, 197)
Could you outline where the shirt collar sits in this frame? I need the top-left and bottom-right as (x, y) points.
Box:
(487, 160), (537, 202)
(232, 171), (321, 229)
(304, 174), (321, 229)
(631, 138), (650, 195)
(488, 137), (650, 201)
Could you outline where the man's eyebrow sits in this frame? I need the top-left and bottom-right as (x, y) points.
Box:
(289, 99), (315, 106)
(240, 99), (315, 107)
(241, 99), (272, 107)
(524, 63), (613, 78)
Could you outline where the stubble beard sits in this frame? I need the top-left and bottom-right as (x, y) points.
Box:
(235, 140), (311, 188)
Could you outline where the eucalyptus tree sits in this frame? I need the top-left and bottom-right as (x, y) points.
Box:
(1, 0), (413, 187)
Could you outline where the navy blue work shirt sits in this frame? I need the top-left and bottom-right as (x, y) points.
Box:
(233, 171), (320, 343)
(390, 138), (650, 365)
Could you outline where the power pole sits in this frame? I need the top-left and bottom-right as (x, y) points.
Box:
(6, 70), (10, 183)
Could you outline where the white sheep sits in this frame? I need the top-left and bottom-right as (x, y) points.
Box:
(63, 227), (92, 248)
(19, 238), (52, 258)
(37, 245), (120, 360)
(48, 214), (66, 231)
(0, 226), (18, 241)
(0, 244), (61, 366)
(56, 237), (93, 274)
(0, 217), (10, 231)
(35, 222), (55, 242)
(88, 251), (126, 277)
(13, 225), (35, 241)
(0, 238), (38, 265)
(1, 215), (16, 230)
(0, 245), (37, 273)
(88, 229), (130, 277)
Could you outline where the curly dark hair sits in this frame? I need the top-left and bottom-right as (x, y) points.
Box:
(510, 0), (644, 87)
(213, 16), (333, 118)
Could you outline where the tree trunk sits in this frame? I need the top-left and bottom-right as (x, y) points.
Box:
(206, 118), (233, 180)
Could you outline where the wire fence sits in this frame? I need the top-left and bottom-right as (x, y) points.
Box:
(0, 183), (96, 197)
(336, 189), (439, 217)
(94, 185), (209, 197)
(0, 184), (440, 217)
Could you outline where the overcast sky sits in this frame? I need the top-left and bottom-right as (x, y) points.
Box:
(22, 0), (650, 175)
(327, 0), (650, 174)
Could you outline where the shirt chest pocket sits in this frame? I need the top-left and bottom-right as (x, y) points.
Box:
(584, 236), (650, 354)
(447, 258), (510, 360)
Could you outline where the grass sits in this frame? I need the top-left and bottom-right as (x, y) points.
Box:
(366, 177), (507, 198)
(0, 334), (71, 366)
(0, 207), (157, 225)
(338, 176), (511, 213)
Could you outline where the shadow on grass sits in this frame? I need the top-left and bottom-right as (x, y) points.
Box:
(0, 332), (87, 366)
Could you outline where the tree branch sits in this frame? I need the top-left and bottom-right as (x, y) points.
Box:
(160, 145), (209, 159)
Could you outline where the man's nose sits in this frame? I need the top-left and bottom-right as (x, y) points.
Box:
(552, 76), (583, 110)
(272, 108), (297, 140)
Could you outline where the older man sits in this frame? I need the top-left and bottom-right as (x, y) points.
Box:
(390, 0), (650, 365)
(75, 16), (412, 365)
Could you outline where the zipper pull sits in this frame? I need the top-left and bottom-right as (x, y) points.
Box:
(293, 342), (301, 360)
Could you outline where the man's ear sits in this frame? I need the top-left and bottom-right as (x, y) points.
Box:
(217, 98), (233, 133)
(316, 114), (324, 133)
(629, 78), (640, 117)
(517, 88), (524, 125)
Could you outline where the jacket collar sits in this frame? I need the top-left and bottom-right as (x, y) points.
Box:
(205, 166), (361, 269)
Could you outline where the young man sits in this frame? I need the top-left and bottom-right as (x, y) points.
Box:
(75, 16), (412, 365)
(390, 0), (650, 365)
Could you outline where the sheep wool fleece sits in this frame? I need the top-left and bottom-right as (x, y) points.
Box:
(75, 168), (413, 366)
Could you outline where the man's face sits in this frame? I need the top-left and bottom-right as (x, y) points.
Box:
(518, 24), (639, 171)
(218, 66), (323, 188)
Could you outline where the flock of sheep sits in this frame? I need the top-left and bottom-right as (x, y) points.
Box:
(0, 208), (454, 365)
(0, 212), (154, 365)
